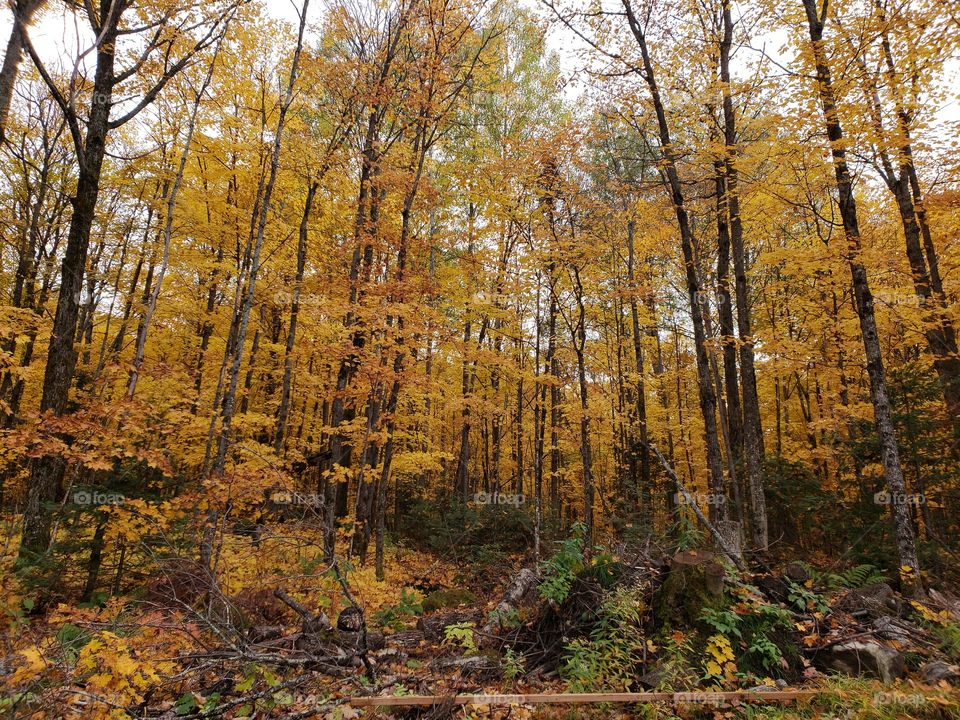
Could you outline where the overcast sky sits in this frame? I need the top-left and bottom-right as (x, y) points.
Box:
(1, 1), (956, 126)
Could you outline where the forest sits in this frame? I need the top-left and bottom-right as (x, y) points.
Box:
(1, 0), (960, 717)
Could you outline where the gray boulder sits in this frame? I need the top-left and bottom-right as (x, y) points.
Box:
(816, 639), (905, 683)
(920, 660), (960, 686)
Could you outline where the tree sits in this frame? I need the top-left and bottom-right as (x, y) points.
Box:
(17, 0), (239, 562)
(798, 0), (922, 597)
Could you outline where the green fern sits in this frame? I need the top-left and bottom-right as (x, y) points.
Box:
(824, 564), (886, 590)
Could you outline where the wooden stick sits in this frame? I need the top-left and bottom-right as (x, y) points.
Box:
(350, 690), (819, 707)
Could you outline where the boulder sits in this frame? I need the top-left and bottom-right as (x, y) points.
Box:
(871, 616), (922, 646)
(784, 562), (810, 584)
(816, 639), (905, 683)
(920, 661), (960, 687)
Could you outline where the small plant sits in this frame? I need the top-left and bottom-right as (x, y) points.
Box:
(671, 512), (706, 551)
(486, 605), (521, 630)
(823, 564), (886, 590)
(703, 633), (736, 681)
(374, 588), (423, 631)
(786, 581), (830, 615)
(443, 621), (478, 655)
(560, 586), (646, 691)
(502, 647), (525, 680)
(700, 584), (795, 677)
(538, 525), (586, 605)
(649, 629), (697, 690)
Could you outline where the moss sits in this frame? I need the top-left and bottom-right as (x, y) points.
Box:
(422, 587), (478, 612)
(652, 551), (727, 629)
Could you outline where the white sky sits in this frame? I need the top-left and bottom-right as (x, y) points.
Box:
(1, 1), (956, 127)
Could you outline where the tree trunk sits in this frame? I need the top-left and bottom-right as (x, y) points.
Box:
(801, 0), (922, 596)
(213, 0), (308, 472)
(128, 45), (221, 398)
(622, 1), (727, 521)
(19, 22), (118, 561)
(275, 181), (318, 452)
(625, 219), (651, 510)
(0, 0), (45, 138)
(720, 0), (766, 549)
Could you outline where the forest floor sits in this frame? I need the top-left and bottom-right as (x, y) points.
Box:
(2, 520), (960, 719)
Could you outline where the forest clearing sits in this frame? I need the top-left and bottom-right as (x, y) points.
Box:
(1, 0), (960, 717)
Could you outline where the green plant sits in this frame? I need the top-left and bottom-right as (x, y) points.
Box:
(671, 512), (706, 551)
(823, 564), (887, 590)
(538, 525), (586, 605)
(486, 605), (521, 630)
(648, 628), (697, 690)
(374, 588), (423, 631)
(443, 622), (478, 655)
(700, 584), (795, 676)
(502, 647), (525, 680)
(786, 581), (830, 615)
(560, 586), (646, 691)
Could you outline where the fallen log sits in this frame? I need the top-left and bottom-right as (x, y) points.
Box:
(481, 568), (538, 636)
(350, 690), (819, 707)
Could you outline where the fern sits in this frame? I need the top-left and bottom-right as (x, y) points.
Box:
(825, 564), (886, 590)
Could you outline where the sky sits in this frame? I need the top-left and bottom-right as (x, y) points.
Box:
(0, 1), (956, 128)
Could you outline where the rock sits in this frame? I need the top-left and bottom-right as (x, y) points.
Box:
(834, 583), (900, 618)
(871, 616), (921, 646)
(816, 640), (905, 683)
(920, 661), (960, 686)
(422, 588), (479, 613)
(784, 562), (810, 584)
(753, 574), (791, 604)
(636, 666), (668, 689)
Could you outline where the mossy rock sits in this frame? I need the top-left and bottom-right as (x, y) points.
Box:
(652, 549), (726, 628)
(422, 588), (478, 613)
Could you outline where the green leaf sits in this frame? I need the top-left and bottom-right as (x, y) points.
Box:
(174, 693), (198, 716)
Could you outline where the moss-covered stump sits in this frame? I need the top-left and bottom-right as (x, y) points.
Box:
(652, 549), (727, 628)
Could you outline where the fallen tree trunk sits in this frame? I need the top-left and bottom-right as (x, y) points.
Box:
(482, 567), (538, 636)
